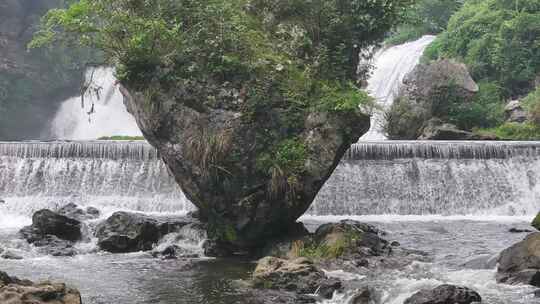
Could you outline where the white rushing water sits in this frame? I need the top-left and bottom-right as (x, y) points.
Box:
(50, 67), (142, 140)
(360, 35), (436, 141)
(1, 141), (540, 225)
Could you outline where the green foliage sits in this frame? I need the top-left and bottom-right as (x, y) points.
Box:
(317, 81), (373, 112)
(30, 0), (411, 108)
(386, 0), (462, 45)
(291, 231), (361, 260)
(476, 122), (540, 140)
(423, 0), (540, 97)
(447, 81), (505, 130)
(97, 136), (145, 140)
(532, 212), (540, 230)
(522, 87), (540, 125)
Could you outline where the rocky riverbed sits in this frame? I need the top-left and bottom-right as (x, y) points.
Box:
(0, 203), (538, 304)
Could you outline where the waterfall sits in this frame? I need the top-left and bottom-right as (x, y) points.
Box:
(0, 141), (191, 222)
(360, 35), (436, 141)
(50, 67), (142, 140)
(2, 141), (539, 220)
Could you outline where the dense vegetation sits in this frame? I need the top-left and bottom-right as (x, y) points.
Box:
(385, 0), (462, 45)
(32, 0), (410, 186)
(386, 0), (540, 140)
(424, 0), (540, 98)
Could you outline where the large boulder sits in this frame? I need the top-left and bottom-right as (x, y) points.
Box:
(386, 59), (479, 140)
(404, 285), (481, 304)
(497, 232), (540, 286)
(252, 257), (342, 299)
(120, 78), (369, 251)
(0, 271), (81, 304)
(505, 100), (528, 123)
(418, 118), (497, 141)
(95, 212), (192, 253)
(20, 209), (82, 243)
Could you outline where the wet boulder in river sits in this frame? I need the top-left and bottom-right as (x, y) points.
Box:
(20, 209), (82, 242)
(95, 211), (192, 253)
(251, 256), (342, 299)
(497, 232), (540, 287)
(404, 284), (481, 304)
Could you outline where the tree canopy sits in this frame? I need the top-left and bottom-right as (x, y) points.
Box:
(31, 0), (411, 91)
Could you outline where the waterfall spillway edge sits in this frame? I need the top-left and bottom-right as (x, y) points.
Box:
(1, 141), (539, 225)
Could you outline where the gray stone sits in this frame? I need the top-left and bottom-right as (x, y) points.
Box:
(95, 212), (192, 253)
(349, 287), (381, 304)
(497, 232), (540, 287)
(252, 257), (342, 299)
(505, 100), (528, 123)
(386, 60), (481, 140)
(120, 74), (369, 250)
(20, 209), (82, 242)
(404, 284), (481, 304)
(0, 271), (82, 304)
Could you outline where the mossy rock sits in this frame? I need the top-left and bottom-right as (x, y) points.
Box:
(532, 213), (540, 231)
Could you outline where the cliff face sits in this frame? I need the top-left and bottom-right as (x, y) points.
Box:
(0, 0), (84, 140)
(121, 81), (369, 252)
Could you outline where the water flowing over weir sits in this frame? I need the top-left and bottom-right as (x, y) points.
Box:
(1, 141), (540, 222)
(0, 141), (190, 226)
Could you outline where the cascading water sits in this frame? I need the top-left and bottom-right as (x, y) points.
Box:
(50, 67), (142, 140)
(0, 141), (191, 228)
(2, 141), (539, 224)
(360, 35), (436, 141)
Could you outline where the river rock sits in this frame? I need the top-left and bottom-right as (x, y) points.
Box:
(120, 71), (369, 251)
(418, 118), (477, 140)
(252, 257), (342, 298)
(404, 284), (482, 304)
(497, 232), (540, 287)
(0, 271), (82, 304)
(95, 211), (192, 253)
(314, 220), (390, 258)
(57, 203), (100, 221)
(349, 286), (381, 304)
(386, 59), (480, 140)
(26, 209), (82, 242)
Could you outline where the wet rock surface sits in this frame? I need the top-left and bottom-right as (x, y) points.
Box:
(404, 284), (481, 304)
(21, 209), (82, 242)
(57, 203), (100, 221)
(0, 271), (82, 304)
(121, 74), (370, 250)
(349, 286), (382, 304)
(19, 209), (83, 256)
(385, 59), (482, 140)
(252, 257), (342, 299)
(497, 232), (540, 287)
(95, 211), (193, 253)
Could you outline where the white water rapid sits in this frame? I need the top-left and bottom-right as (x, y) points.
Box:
(360, 35), (436, 141)
(50, 67), (142, 140)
